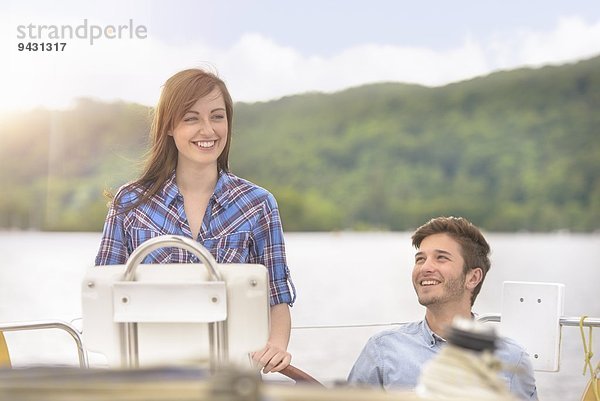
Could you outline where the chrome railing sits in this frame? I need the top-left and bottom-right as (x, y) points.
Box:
(0, 320), (88, 367)
(120, 235), (228, 369)
(476, 313), (600, 328)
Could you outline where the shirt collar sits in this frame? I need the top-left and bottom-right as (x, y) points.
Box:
(421, 313), (477, 347)
(421, 318), (447, 348)
(162, 171), (180, 207)
(212, 170), (233, 208)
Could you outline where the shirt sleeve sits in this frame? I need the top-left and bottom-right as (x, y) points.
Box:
(347, 336), (384, 387)
(94, 189), (131, 265)
(508, 350), (539, 400)
(251, 194), (296, 306)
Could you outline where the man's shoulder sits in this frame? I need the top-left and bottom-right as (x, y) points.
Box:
(497, 335), (527, 351)
(495, 336), (538, 399)
(392, 321), (423, 335)
(369, 322), (424, 345)
(495, 335), (529, 363)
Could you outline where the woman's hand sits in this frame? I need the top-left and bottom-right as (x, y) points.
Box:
(253, 303), (292, 373)
(251, 342), (291, 373)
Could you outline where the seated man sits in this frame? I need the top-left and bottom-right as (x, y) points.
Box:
(347, 216), (538, 400)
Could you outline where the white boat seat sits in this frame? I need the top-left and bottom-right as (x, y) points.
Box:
(81, 235), (270, 369)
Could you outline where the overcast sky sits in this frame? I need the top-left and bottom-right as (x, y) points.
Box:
(2, 0), (600, 111)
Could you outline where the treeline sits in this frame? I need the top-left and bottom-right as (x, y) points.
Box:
(1, 56), (598, 232)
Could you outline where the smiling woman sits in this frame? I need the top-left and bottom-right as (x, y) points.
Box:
(94, 68), (297, 375)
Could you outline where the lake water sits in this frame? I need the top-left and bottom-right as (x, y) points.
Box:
(1, 231), (598, 401)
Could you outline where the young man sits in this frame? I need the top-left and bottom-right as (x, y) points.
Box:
(347, 216), (538, 400)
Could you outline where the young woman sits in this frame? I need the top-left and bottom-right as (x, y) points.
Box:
(95, 68), (295, 373)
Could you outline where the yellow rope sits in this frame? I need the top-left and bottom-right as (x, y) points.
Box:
(0, 331), (11, 368)
(579, 316), (599, 401)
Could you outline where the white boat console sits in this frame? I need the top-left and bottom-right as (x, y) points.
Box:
(81, 235), (270, 369)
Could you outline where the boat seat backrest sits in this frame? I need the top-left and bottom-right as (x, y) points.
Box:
(81, 263), (270, 368)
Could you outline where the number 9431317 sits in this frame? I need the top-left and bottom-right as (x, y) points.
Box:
(18, 42), (67, 51)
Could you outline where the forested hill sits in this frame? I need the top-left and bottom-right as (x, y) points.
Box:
(1, 56), (598, 232)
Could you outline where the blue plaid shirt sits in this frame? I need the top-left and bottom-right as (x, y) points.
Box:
(95, 170), (295, 306)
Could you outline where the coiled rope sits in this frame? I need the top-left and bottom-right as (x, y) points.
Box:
(416, 345), (518, 401)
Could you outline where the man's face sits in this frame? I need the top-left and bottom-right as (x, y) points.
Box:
(412, 233), (470, 307)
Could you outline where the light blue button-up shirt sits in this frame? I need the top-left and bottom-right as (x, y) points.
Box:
(347, 319), (538, 400)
